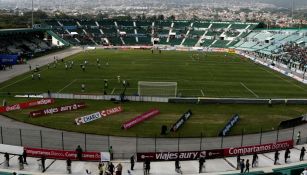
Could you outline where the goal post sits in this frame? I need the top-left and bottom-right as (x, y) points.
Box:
(138, 81), (178, 97)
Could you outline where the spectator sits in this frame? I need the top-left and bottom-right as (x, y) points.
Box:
(274, 150), (280, 165)
(116, 162), (122, 175)
(108, 162), (115, 175)
(297, 131), (301, 145)
(145, 158), (150, 175)
(252, 153), (258, 167)
(285, 148), (291, 163)
(300, 147), (306, 161)
(244, 159), (250, 173)
(109, 146), (113, 160)
(199, 156), (205, 173)
(76, 145), (83, 161)
(130, 155), (135, 170)
(4, 152), (9, 167)
(240, 159), (245, 174)
(175, 159), (182, 174)
(302, 168), (307, 175)
(18, 155), (24, 170)
(67, 158), (72, 174)
(23, 149), (28, 165)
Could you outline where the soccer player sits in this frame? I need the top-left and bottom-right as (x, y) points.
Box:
(96, 58), (100, 64)
(104, 80), (108, 90)
(38, 74), (41, 80)
(97, 63), (101, 69)
(117, 76), (121, 83)
(81, 84), (85, 92)
(31, 74), (34, 80)
(65, 64), (68, 70)
(82, 65), (85, 72)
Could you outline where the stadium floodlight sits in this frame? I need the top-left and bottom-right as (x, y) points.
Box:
(138, 81), (177, 97)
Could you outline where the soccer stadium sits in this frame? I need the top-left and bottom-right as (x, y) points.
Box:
(0, 3), (307, 175)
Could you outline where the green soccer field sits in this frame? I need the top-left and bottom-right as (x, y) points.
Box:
(1, 49), (307, 98)
(1, 49), (307, 137)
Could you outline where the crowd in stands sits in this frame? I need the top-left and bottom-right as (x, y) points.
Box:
(279, 42), (307, 71)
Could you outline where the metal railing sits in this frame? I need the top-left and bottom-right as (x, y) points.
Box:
(0, 124), (306, 159)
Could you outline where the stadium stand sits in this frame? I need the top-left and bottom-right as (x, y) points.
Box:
(42, 19), (258, 47)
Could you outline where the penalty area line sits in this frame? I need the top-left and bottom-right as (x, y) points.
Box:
(240, 82), (259, 98)
(200, 89), (205, 97)
(57, 79), (77, 93)
(111, 88), (115, 95)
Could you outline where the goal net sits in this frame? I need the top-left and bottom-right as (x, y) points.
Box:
(138, 81), (177, 97)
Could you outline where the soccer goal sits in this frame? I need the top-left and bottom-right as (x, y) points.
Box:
(138, 81), (177, 97)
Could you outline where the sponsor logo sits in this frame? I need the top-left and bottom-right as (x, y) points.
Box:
(170, 110), (192, 132)
(122, 109), (160, 129)
(224, 140), (293, 156)
(25, 147), (102, 161)
(0, 98), (54, 113)
(219, 114), (239, 137)
(5, 104), (21, 112)
(75, 106), (123, 125)
(30, 102), (86, 118)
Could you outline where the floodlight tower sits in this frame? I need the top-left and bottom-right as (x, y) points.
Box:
(291, 0), (294, 27)
(31, 0), (34, 28)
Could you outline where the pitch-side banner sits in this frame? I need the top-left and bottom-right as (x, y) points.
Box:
(25, 147), (101, 161)
(30, 102), (86, 117)
(122, 109), (160, 129)
(0, 98), (54, 113)
(137, 149), (223, 162)
(223, 140), (293, 156)
(170, 110), (192, 132)
(75, 106), (123, 125)
(218, 114), (240, 137)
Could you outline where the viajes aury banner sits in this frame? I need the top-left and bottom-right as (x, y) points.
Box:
(30, 102), (86, 117)
(122, 109), (160, 129)
(0, 98), (54, 113)
(137, 149), (223, 162)
(75, 106), (123, 125)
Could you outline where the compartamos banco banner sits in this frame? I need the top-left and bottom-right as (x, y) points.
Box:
(25, 147), (110, 161)
(75, 106), (123, 125)
(0, 98), (54, 113)
(30, 102), (86, 117)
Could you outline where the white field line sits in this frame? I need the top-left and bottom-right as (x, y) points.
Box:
(200, 89), (205, 96)
(57, 79), (77, 93)
(240, 82), (259, 98)
(258, 66), (307, 92)
(111, 88), (115, 95)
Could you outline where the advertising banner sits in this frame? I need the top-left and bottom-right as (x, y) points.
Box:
(0, 54), (18, 65)
(137, 149), (223, 162)
(170, 110), (192, 132)
(122, 109), (160, 129)
(137, 140), (293, 162)
(25, 147), (101, 161)
(223, 140), (293, 156)
(218, 114), (240, 137)
(0, 98), (54, 113)
(100, 152), (111, 162)
(75, 106), (123, 125)
(30, 102), (86, 117)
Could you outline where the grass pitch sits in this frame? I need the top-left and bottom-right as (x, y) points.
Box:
(0, 49), (307, 98)
(1, 97), (307, 137)
(0, 49), (307, 137)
